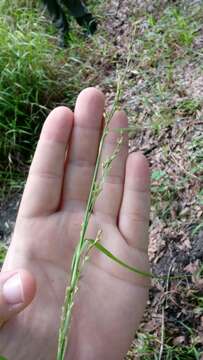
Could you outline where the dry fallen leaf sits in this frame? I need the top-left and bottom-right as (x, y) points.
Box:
(173, 335), (185, 346)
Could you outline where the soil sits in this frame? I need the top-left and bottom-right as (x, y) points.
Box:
(0, 194), (21, 246)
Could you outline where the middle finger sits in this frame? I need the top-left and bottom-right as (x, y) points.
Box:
(62, 87), (104, 210)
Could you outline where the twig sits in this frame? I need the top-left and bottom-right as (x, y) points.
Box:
(158, 307), (165, 360)
(158, 263), (173, 360)
(169, 148), (198, 180)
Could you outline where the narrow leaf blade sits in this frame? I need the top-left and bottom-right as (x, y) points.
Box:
(87, 239), (153, 278)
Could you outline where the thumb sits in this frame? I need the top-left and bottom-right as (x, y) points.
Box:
(0, 269), (36, 328)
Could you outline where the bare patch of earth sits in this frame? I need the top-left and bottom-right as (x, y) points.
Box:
(99, 0), (203, 357)
(0, 194), (21, 248)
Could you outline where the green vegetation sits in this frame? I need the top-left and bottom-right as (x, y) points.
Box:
(0, 0), (104, 198)
(136, 332), (201, 360)
(0, 243), (7, 265)
(133, 273), (203, 359)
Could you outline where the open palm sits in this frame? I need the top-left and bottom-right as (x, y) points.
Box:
(0, 88), (150, 360)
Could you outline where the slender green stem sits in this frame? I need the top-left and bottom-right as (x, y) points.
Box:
(57, 81), (122, 359)
(57, 63), (132, 360)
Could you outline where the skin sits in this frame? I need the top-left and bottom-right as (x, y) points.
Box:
(0, 88), (150, 360)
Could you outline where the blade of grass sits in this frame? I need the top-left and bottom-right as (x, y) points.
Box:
(87, 238), (153, 278)
(87, 238), (193, 281)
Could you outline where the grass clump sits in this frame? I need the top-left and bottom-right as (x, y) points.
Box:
(0, 2), (57, 154)
(0, 2), (63, 196)
(142, 6), (198, 65)
(0, 0), (104, 200)
(134, 329), (202, 360)
(176, 99), (202, 115)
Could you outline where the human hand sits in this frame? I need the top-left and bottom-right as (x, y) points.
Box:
(0, 88), (150, 360)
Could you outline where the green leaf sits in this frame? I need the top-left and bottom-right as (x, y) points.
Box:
(151, 169), (166, 181)
(191, 223), (203, 236)
(87, 239), (154, 278)
(0, 356), (8, 360)
(86, 240), (194, 281)
(0, 243), (7, 264)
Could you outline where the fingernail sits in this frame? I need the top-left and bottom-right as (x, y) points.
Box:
(3, 274), (24, 305)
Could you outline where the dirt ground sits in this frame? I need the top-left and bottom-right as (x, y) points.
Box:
(103, 1), (203, 358)
(0, 0), (203, 358)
